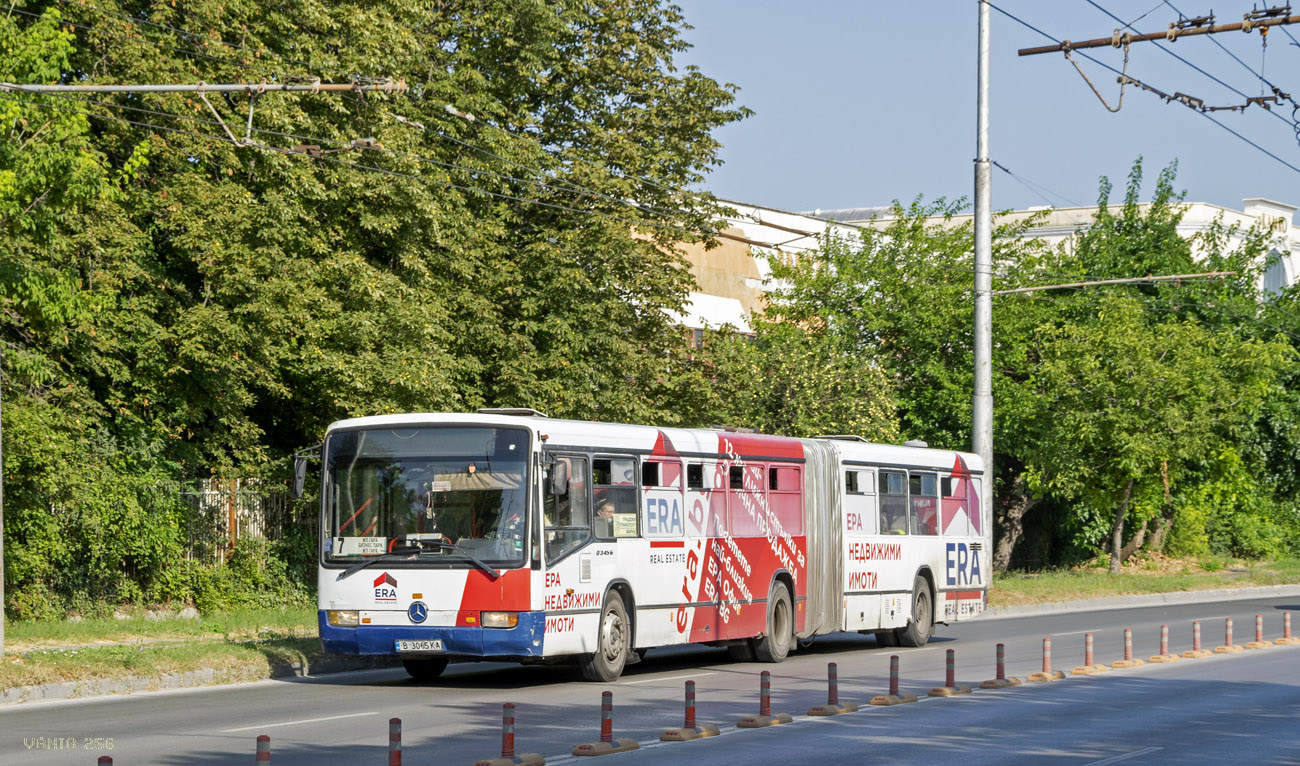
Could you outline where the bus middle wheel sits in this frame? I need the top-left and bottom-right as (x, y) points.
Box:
(755, 581), (793, 663)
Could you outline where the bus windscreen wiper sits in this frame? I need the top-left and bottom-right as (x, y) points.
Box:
(335, 547), (420, 581)
(335, 538), (500, 581)
(431, 539), (501, 581)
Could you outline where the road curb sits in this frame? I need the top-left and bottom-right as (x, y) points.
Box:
(984, 583), (1300, 620)
(1, 654), (399, 706)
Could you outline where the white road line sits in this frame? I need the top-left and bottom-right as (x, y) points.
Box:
(220, 712), (378, 733)
(1053, 629), (1105, 636)
(621, 671), (717, 681)
(624, 671), (717, 685)
(1084, 746), (1163, 765)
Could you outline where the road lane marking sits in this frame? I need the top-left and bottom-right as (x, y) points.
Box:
(625, 671), (717, 685)
(221, 712), (378, 733)
(1084, 747), (1162, 765)
(1053, 629), (1105, 636)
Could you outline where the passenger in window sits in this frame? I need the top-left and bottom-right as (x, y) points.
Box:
(594, 494), (615, 537)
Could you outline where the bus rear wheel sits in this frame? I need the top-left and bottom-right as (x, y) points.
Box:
(402, 657), (449, 681)
(754, 582), (793, 663)
(898, 576), (933, 648)
(579, 592), (629, 682)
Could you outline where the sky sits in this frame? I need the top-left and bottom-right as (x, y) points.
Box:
(672, 1), (1300, 216)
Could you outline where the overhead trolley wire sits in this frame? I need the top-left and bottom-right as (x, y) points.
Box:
(986, 1), (1300, 176)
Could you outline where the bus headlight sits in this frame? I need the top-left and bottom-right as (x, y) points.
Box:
(482, 611), (519, 629)
(328, 610), (360, 627)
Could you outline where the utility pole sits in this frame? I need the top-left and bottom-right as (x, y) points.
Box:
(973, 0), (995, 530)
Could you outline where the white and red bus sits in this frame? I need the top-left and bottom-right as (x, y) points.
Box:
(303, 409), (988, 682)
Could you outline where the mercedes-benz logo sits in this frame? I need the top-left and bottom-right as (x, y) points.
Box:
(407, 601), (428, 624)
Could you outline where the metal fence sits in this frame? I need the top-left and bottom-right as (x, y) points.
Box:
(181, 479), (300, 565)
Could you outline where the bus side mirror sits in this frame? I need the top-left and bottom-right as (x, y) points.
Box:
(291, 456), (307, 499)
(549, 460), (569, 496)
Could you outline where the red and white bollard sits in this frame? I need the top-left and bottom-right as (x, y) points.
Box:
(1278, 612), (1300, 645)
(501, 704), (516, 759)
(929, 648), (971, 696)
(661, 680), (722, 740)
(1245, 614), (1274, 649)
(980, 642), (1021, 688)
(1215, 617), (1243, 653)
(1183, 620), (1212, 658)
(738, 671), (794, 726)
(1149, 624), (1179, 662)
(599, 691), (614, 743)
(473, 703), (545, 765)
(573, 691), (640, 755)
(1029, 637), (1064, 681)
(1112, 628), (1144, 668)
(809, 662), (860, 714)
(256, 734), (270, 764)
(388, 717), (401, 766)
(685, 680), (698, 729)
(872, 653), (920, 703)
(1073, 631), (1107, 673)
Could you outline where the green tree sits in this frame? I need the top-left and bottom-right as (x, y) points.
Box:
(2, 0), (749, 614)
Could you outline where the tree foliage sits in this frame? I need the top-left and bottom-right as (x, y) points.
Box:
(1, 0), (748, 616)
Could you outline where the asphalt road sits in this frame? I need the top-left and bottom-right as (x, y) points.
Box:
(5, 594), (1300, 765)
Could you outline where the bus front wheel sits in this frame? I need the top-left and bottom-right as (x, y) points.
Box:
(754, 582), (793, 663)
(579, 592), (629, 682)
(402, 657), (449, 681)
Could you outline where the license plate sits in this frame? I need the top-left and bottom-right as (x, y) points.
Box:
(395, 639), (444, 652)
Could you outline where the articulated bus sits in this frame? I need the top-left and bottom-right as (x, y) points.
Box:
(302, 409), (988, 682)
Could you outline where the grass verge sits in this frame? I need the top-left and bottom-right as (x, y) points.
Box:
(4, 606), (318, 653)
(2, 637), (323, 690)
(990, 557), (1300, 607)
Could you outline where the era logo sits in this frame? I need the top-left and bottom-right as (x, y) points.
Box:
(847, 512), (864, 531)
(646, 497), (683, 535)
(545, 572), (562, 588)
(373, 572), (398, 601)
(945, 543), (982, 587)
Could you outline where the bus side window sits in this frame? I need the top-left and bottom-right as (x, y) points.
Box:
(643, 459), (684, 538)
(941, 475), (971, 537)
(879, 471), (908, 534)
(687, 463), (704, 490)
(910, 472), (938, 535)
(593, 457), (638, 539)
(769, 465), (802, 536)
(544, 456), (590, 562)
(728, 463), (765, 537)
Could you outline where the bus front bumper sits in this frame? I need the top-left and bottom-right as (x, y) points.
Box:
(317, 610), (546, 658)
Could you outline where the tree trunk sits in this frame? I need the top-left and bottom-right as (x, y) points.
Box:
(993, 474), (1040, 572)
(1109, 478), (1135, 574)
(1118, 518), (1149, 563)
(1147, 504), (1176, 554)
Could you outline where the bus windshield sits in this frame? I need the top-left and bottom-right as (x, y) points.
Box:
(323, 426), (530, 569)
